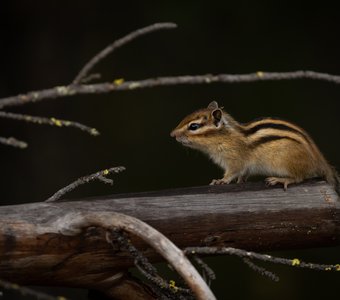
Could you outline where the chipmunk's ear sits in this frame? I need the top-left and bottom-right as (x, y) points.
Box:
(207, 101), (219, 110)
(212, 109), (223, 126)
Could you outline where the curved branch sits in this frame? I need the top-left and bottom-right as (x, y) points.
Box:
(51, 211), (216, 300)
(73, 22), (177, 84)
(1, 71), (340, 109)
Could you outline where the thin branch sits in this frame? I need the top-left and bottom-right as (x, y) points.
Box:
(134, 263), (193, 300)
(184, 247), (340, 272)
(0, 111), (99, 136)
(108, 229), (158, 276)
(242, 258), (279, 282)
(0, 136), (27, 149)
(45, 166), (126, 202)
(73, 22), (177, 84)
(0, 278), (65, 300)
(192, 256), (216, 286)
(1, 70), (340, 109)
(108, 229), (193, 300)
(53, 211), (216, 300)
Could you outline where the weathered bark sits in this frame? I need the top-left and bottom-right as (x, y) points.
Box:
(0, 180), (339, 292)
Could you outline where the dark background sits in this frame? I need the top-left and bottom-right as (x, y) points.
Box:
(0, 1), (339, 299)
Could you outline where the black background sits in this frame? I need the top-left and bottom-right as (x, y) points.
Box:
(0, 1), (339, 299)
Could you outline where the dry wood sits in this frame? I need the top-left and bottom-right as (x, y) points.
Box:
(0, 180), (339, 293)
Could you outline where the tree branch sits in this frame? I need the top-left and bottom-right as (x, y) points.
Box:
(1, 71), (340, 109)
(242, 258), (279, 282)
(184, 247), (340, 272)
(108, 229), (193, 299)
(45, 166), (126, 202)
(0, 181), (339, 297)
(0, 111), (99, 136)
(0, 136), (27, 148)
(72, 22), (177, 84)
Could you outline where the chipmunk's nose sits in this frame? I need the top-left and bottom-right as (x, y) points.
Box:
(170, 129), (177, 137)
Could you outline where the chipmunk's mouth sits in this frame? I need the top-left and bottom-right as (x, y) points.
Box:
(176, 136), (195, 148)
(176, 136), (190, 145)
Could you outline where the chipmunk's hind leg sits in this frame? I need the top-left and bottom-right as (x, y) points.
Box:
(265, 177), (302, 191)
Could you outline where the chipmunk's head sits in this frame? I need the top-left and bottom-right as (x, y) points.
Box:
(170, 101), (236, 150)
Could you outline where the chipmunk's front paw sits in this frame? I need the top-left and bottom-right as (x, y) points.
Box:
(210, 178), (229, 185)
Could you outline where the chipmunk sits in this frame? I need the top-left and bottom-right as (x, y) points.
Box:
(170, 101), (340, 193)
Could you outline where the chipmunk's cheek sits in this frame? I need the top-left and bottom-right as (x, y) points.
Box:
(176, 136), (185, 143)
(176, 136), (191, 146)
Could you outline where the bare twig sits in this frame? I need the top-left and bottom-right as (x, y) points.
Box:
(0, 136), (27, 148)
(108, 229), (158, 276)
(53, 211), (216, 300)
(0, 111), (99, 136)
(192, 256), (216, 286)
(134, 263), (190, 300)
(45, 166), (126, 202)
(73, 22), (177, 84)
(2, 70), (340, 110)
(184, 247), (340, 272)
(0, 278), (65, 300)
(108, 229), (193, 300)
(242, 258), (279, 282)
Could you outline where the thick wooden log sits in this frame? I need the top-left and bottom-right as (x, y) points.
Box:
(0, 180), (339, 290)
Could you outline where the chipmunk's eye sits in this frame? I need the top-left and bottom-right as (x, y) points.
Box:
(188, 123), (202, 131)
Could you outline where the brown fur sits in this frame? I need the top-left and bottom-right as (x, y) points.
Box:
(171, 101), (340, 193)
